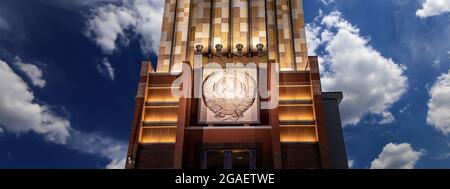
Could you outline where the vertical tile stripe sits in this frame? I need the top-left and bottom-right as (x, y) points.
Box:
(251, 0), (267, 53)
(157, 0), (177, 73)
(291, 0), (309, 71)
(276, 0), (295, 71)
(212, 0), (230, 55)
(187, 0), (212, 63)
(266, 0), (278, 61)
(231, 0), (249, 54)
(171, 0), (191, 72)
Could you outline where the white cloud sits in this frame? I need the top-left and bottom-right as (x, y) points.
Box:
(85, 4), (137, 54)
(370, 143), (425, 169)
(85, 0), (164, 55)
(348, 159), (354, 168)
(106, 158), (126, 169)
(68, 131), (127, 169)
(306, 23), (322, 56)
(0, 59), (70, 144)
(427, 69), (450, 135)
(97, 58), (115, 80)
(0, 58), (126, 168)
(13, 56), (46, 88)
(306, 11), (408, 126)
(378, 112), (396, 125)
(416, 0), (450, 18)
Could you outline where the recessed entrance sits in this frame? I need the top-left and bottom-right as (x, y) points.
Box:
(201, 149), (257, 169)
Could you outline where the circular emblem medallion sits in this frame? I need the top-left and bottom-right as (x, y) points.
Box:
(202, 69), (257, 121)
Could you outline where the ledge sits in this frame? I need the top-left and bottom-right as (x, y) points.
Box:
(323, 92), (344, 104)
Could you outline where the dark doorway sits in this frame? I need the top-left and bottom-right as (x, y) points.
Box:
(202, 150), (256, 169)
(205, 151), (225, 169)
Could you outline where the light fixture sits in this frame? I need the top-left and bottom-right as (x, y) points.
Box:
(215, 44), (223, 56)
(195, 44), (203, 55)
(127, 155), (134, 165)
(256, 43), (264, 57)
(236, 44), (244, 56)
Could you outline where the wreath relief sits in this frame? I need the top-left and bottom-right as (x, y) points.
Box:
(202, 69), (257, 121)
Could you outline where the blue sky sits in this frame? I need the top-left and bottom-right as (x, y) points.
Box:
(0, 0), (449, 169)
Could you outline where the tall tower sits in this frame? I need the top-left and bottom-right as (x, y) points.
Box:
(126, 0), (347, 169)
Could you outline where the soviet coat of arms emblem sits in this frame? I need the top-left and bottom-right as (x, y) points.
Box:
(202, 69), (257, 121)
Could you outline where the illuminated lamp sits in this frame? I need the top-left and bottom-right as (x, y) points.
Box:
(127, 156), (135, 165)
(195, 44), (203, 55)
(215, 44), (223, 56)
(236, 43), (244, 56)
(256, 43), (264, 57)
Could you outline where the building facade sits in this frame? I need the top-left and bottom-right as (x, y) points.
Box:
(126, 0), (347, 169)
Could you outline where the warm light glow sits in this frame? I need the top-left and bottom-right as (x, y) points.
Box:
(280, 126), (317, 142)
(144, 106), (178, 124)
(140, 127), (176, 143)
(279, 85), (312, 101)
(171, 63), (183, 73)
(252, 38), (261, 49)
(147, 88), (179, 103)
(214, 38), (222, 48)
(280, 67), (294, 72)
(279, 105), (315, 122)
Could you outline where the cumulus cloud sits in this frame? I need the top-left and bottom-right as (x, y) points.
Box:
(306, 11), (408, 126)
(416, 0), (450, 18)
(85, 4), (137, 54)
(85, 0), (164, 55)
(96, 58), (115, 80)
(13, 56), (46, 88)
(427, 69), (450, 135)
(370, 143), (425, 169)
(0, 59), (70, 144)
(0, 58), (126, 168)
(305, 21), (322, 56)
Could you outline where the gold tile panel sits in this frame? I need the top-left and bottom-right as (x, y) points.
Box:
(251, 0), (267, 53)
(266, 0), (278, 61)
(156, 0), (177, 73)
(291, 0), (309, 71)
(231, 0), (248, 54)
(155, 0), (310, 72)
(171, 0), (191, 73)
(212, 0), (230, 55)
(276, 0), (295, 71)
(188, 0), (212, 62)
